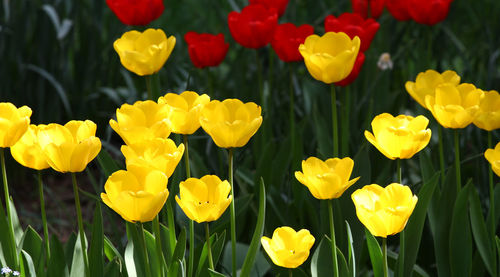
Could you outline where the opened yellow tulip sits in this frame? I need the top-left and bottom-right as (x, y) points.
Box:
(121, 138), (184, 178)
(101, 164), (169, 223)
(473, 90), (500, 131)
(175, 175), (232, 223)
(37, 120), (101, 173)
(114, 28), (176, 76)
(351, 183), (418, 238)
(295, 157), (360, 200)
(261, 226), (315, 268)
(485, 142), (500, 177)
(425, 83), (484, 129)
(0, 102), (32, 148)
(364, 113), (432, 160)
(110, 100), (171, 145)
(405, 70), (461, 109)
(157, 91), (210, 135)
(298, 32), (360, 84)
(11, 125), (50, 170)
(199, 99), (262, 148)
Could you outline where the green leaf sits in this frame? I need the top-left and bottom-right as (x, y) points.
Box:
(365, 229), (383, 277)
(144, 230), (161, 277)
(401, 173), (439, 277)
(208, 269), (225, 277)
(125, 222), (145, 277)
(469, 185), (497, 276)
(170, 228), (186, 267)
(96, 149), (122, 178)
(345, 221), (356, 277)
(449, 183), (472, 277)
(103, 257), (122, 277)
(89, 203), (104, 277)
(20, 250), (36, 277)
(19, 226), (43, 276)
(47, 235), (69, 277)
(311, 236), (333, 277)
(336, 247), (350, 277)
(222, 242), (269, 277)
(160, 224), (173, 266)
(195, 231), (225, 277)
(103, 236), (123, 263)
(69, 234), (85, 277)
(8, 198), (23, 246)
(240, 178), (266, 277)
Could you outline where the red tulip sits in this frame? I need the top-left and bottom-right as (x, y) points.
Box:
(324, 13), (380, 52)
(184, 32), (229, 69)
(228, 4), (278, 49)
(351, 0), (385, 19)
(335, 52), (366, 87)
(386, 0), (411, 21)
(249, 0), (289, 17)
(407, 0), (453, 25)
(106, 0), (164, 26)
(271, 23), (314, 62)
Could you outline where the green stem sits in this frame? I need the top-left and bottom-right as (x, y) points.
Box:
(341, 87), (350, 157)
(184, 135), (195, 277)
(382, 237), (388, 277)
(206, 68), (214, 97)
(488, 132), (495, 238)
(71, 173), (89, 277)
(228, 148), (236, 277)
(184, 135), (191, 179)
(397, 159), (402, 184)
(396, 159), (405, 277)
(256, 50), (263, 109)
(38, 171), (50, 262)
(454, 129), (461, 191)
(289, 268), (293, 277)
(328, 199), (339, 277)
(289, 64), (296, 163)
(331, 85), (339, 157)
(1, 148), (17, 268)
(205, 223), (214, 270)
(138, 222), (152, 277)
(438, 126), (446, 186)
(153, 216), (165, 275)
(145, 75), (152, 101)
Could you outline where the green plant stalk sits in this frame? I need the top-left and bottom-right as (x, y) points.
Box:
(228, 148), (236, 277)
(71, 173), (89, 277)
(331, 85), (339, 157)
(288, 64), (296, 164)
(438, 126), (446, 186)
(38, 171), (50, 262)
(184, 135), (195, 277)
(1, 148), (17, 268)
(256, 50), (263, 111)
(328, 199), (339, 277)
(145, 75), (152, 100)
(488, 132), (495, 238)
(205, 222), (214, 270)
(382, 238), (388, 277)
(397, 158), (402, 184)
(153, 215), (166, 275)
(396, 159), (405, 277)
(138, 222), (152, 277)
(454, 129), (461, 191)
(289, 268), (293, 277)
(341, 86), (350, 157)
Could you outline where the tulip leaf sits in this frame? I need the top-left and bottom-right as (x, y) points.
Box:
(69, 234), (85, 277)
(103, 236), (123, 263)
(311, 236), (334, 277)
(222, 242), (269, 277)
(124, 239), (138, 277)
(89, 203), (104, 277)
(208, 269), (225, 277)
(97, 149), (122, 178)
(170, 228), (186, 267)
(160, 224), (173, 266)
(240, 178), (266, 276)
(20, 226), (43, 276)
(125, 222), (145, 277)
(103, 257), (122, 277)
(195, 231), (225, 277)
(469, 185), (497, 276)
(337, 246), (350, 277)
(20, 250), (36, 277)
(387, 250), (430, 277)
(401, 173), (439, 277)
(47, 235), (69, 277)
(144, 230), (161, 277)
(9, 198), (23, 246)
(345, 221), (356, 277)
(449, 182), (472, 277)
(364, 229), (383, 277)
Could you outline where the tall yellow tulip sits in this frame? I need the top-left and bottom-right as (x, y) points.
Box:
(473, 90), (500, 131)
(261, 226), (315, 268)
(11, 125), (50, 170)
(485, 142), (500, 177)
(0, 102), (32, 148)
(405, 70), (461, 109)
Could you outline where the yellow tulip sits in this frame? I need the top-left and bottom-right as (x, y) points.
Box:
(261, 226), (315, 268)
(37, 120), (101, 173)
(175, 175), (232, 223)
(113, 28), (176, 76)
(351, 183), (418, 238)
(485, 142), (500, 177)
(364, 113), (432, 160)
(298, 32), (360, 84)
(405, 70), (461, 109)
(425, 83), (484, 129)
(199, 99), (262, 148)
(295, 157), (360, 200)
(101, 164), (169, 223)
(11, 125), (50, 170)
(473, 90), (500, 131)
(121, 138), (184, 178)
(0, 102), (32, 148)
(157, 91), (210, 135)
(110, 100), (171, 145)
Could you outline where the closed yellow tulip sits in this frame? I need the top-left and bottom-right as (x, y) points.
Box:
(351, 183), (418, 238)
(11, 125), (50, 170)
(295, 157), (360, 200)
(157, 91), (210, 135)
(485, 142), (500, 177)
(199, 99), (262, 148)
(110, 100), (171, 145)
(37, 120), (101, 173)
(425, 83), (484, 129)
(405, 70), (461, 109)
(101, 164), (169, 223)
(364, 113), (432, 160)
(175, 175), (232, 223)
(298, 32), (360, 84)
(261, 226), (315, 269)
(113, 28), (176, 76)
(0, 102), (32, 148)
(121, 138), (184, 178)
(473, 90), (500, 131)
